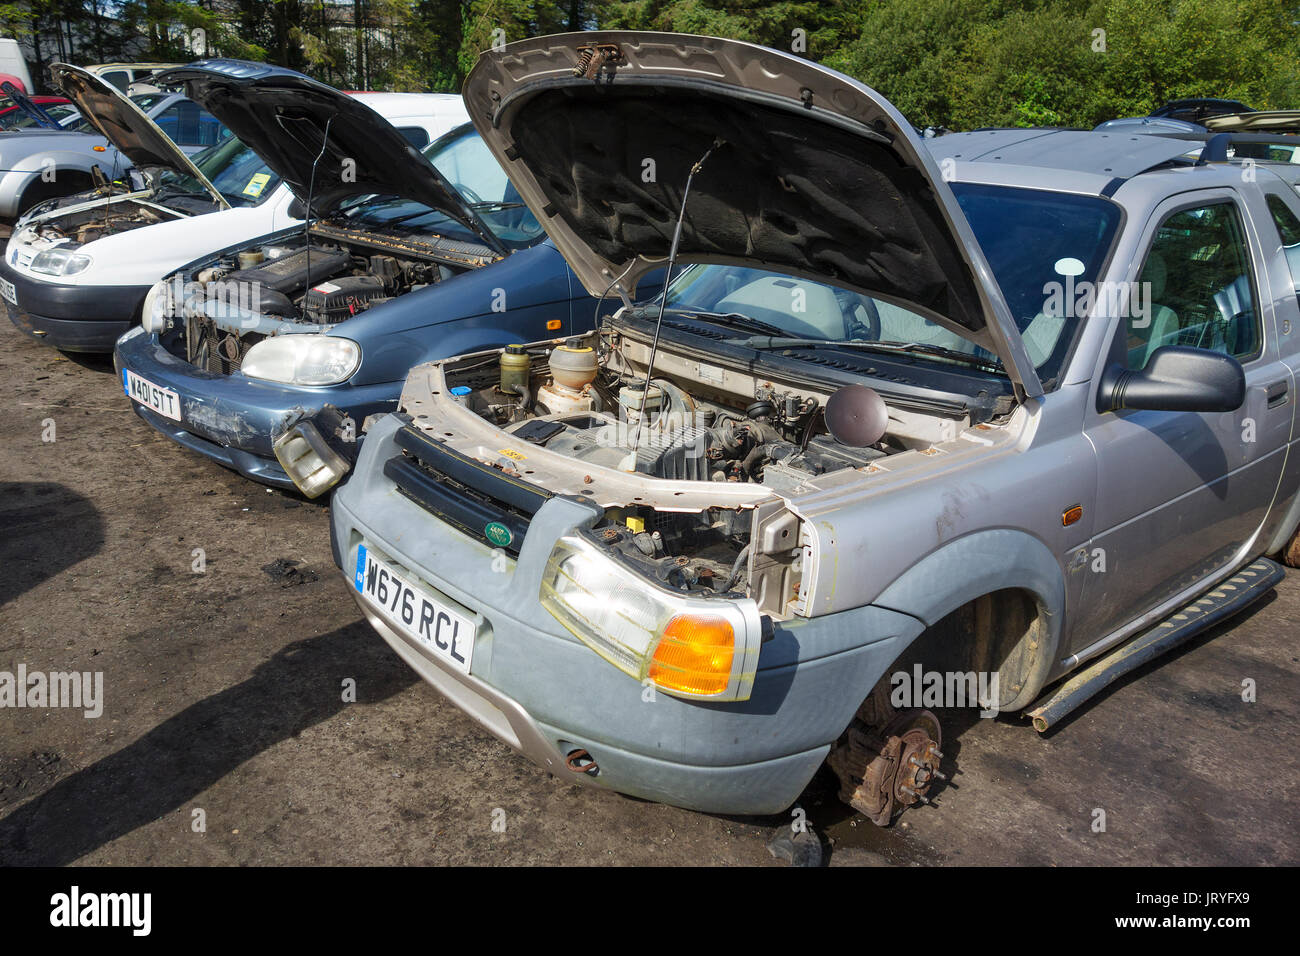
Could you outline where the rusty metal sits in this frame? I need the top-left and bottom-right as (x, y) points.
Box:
(565, 748), (599, 775)
(1027, 558), (1285, 732)
(308, 221), (499, 268)
(828, 701), (943, 827)
(573, 43), (625, 79)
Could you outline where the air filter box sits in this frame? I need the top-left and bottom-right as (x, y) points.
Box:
(303, 275), (387, 323)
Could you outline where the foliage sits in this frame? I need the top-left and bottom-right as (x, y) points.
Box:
(5, 0), (1299, 128)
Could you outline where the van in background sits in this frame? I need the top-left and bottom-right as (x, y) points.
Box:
(0, 39), (33, 92)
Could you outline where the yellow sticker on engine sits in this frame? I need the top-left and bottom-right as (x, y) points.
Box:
(242, 172), (272, 197)
(498, 448), (526, 461)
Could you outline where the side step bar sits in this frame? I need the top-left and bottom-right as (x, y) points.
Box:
(1027, 558), (1286, 733)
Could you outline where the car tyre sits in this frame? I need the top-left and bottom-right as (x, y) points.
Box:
(1283, 528), (1300, 569)
(17, 174), (85, 216)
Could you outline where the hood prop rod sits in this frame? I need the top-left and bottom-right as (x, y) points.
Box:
(303, 116), (334, 291)
(104, 138), (125, 239)
(625, 138), (724, 471)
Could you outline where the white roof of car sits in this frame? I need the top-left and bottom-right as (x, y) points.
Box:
(348, 91), (466, 122)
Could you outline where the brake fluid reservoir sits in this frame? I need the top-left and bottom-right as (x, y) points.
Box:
(619, 382), (663, 422)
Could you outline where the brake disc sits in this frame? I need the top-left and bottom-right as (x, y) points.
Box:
(829, 707), (944, 826)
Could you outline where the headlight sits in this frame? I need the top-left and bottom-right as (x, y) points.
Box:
(240, 334), (361, 386)
(141, 279), (173, 334)
(29, 247), (92, 276)
(540, 534), (762, 701)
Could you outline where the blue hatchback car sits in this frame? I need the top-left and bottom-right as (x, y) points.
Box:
(113, 60), (633, 492)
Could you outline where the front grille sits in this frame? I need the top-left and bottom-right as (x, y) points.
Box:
(384, 424), (559, 555)
(185, 316), (263, 375)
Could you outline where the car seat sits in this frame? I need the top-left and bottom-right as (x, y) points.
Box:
(1130, 251), (1182, 367)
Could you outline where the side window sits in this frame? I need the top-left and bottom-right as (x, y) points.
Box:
(1266, 193), (1300, 300)
(101, 70), (129, 92)
(397, 126), (429, 150)
(1126, 201), (1261, 369)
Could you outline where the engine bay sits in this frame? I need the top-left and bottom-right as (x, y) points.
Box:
(405, 322), (972, 614)
(188, 240), (445, 328)
(163, 224), (500, 374)
(439, 325), (953, 493)
(181, 224), (496, 332)
(21, 196), (180, 247)
(448, 343), (891, 492)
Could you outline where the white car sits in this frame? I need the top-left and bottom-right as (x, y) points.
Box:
(2, 71), (467, 352)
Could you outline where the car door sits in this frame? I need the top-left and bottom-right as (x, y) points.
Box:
(1074, 187), (1292, 651)
(1253, 178), (1300, 545)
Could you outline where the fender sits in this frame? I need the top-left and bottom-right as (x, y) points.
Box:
(0, 150), (111, 216)
(868, 527), (1067, 711)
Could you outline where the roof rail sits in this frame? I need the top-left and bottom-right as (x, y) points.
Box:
(1138, 129), (1300, 164)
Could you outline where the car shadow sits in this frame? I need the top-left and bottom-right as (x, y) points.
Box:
(58, 350), (115, 374)
(0, 620), (418, 865)
(0, 482), (104, 607)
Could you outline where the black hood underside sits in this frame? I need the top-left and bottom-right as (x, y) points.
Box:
(505, 85), (985, 333)
(158, 61), (497, 249)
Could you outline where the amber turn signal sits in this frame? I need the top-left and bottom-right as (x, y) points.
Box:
(649, 614), (735, 696)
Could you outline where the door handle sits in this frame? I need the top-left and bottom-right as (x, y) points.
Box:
(1266, 380), (1290, 408)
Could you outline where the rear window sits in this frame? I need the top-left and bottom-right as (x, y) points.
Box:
(1266, 192), (1300, 296)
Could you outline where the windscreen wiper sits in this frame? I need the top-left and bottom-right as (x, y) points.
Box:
(727, 336), (1005, 373)
(631, 307), (789, 337)
(153, 183), (210, 201)
(469, 200), (526, 210)
(368, 207), (445, 229)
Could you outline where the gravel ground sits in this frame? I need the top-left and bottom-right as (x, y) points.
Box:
(0, 315), (1296, 866)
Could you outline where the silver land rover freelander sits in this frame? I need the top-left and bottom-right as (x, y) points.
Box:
(323, 32), (1300, 820)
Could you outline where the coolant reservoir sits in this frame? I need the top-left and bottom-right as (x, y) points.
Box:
(499, 344), (530, 393)
(536, 341), (599, 414)
(548, 341), (598, 389)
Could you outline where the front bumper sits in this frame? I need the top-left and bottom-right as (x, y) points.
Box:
(113, 326), (400, 489)
(332, 413), (926, 816)
(1, 257), (148, 352)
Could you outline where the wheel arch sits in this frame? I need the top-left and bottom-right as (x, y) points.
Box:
(869, 528), (1067, 712)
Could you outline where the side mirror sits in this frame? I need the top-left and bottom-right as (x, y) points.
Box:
(1097, 345), (1245, 414)
(287, 198), (306, 220)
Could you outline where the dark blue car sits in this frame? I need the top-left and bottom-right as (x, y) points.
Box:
(112, 61), (635, 492)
